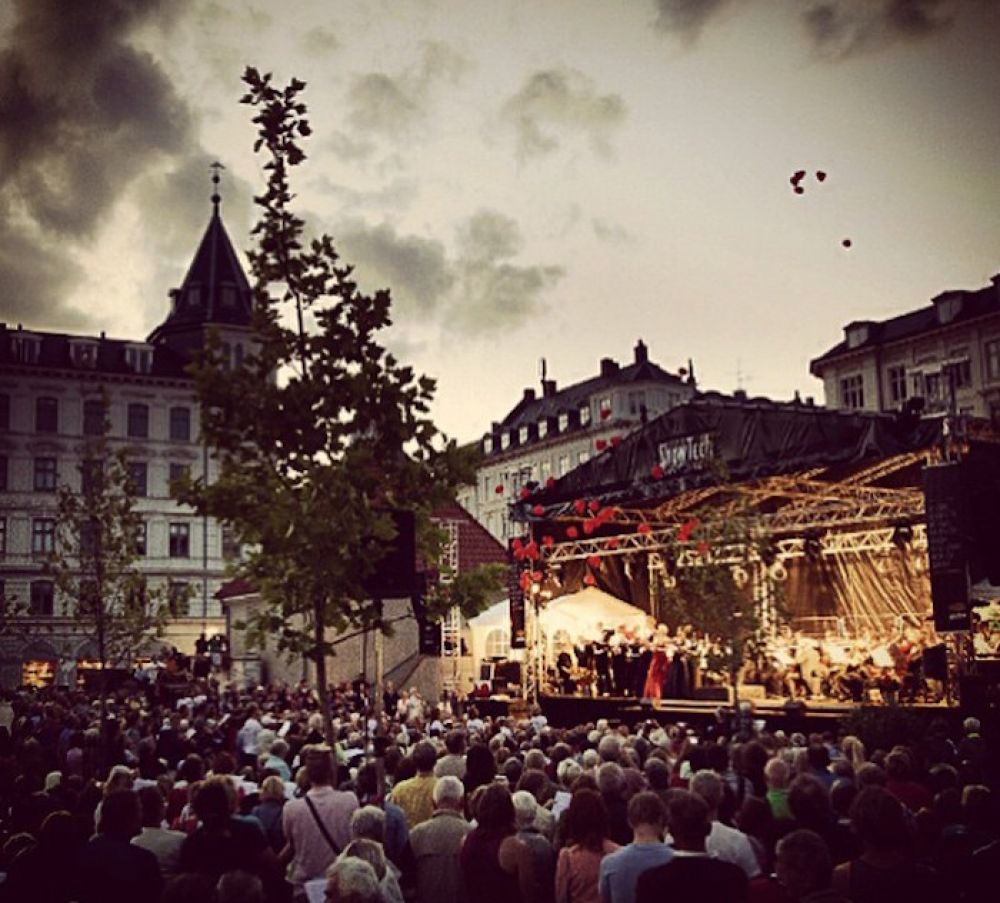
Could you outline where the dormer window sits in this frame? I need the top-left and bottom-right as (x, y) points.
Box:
(558, 412), (569, 432)
(598, 395), (612, 418)
(501, 432), (511, 450)
(538, 419), (548, 439)
(518, 425), (529, 444)
(933, 292), (963, 325)
(579, 404), (591, 426)
(845, 322), (872, 349)
(483, 436), (494, 454)
(72, 342), (97, 368)
(125, 346), (152, 374)
(11, 335), (40, 364)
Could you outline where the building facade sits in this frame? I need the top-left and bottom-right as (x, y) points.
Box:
(458, 340), (696, 541)
(810, 273), (1000, 422)
(0, 190), (254, 687)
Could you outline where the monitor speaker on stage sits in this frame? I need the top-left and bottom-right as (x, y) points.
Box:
(923, 644), (948, 681)
(923, 462), (971, 632)
(507, 556), (526, 649)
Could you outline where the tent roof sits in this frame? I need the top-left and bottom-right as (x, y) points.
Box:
(468, 598), (510, 629)
(540, 586), (648, 633)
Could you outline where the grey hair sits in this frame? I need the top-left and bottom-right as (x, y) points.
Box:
(558, 759), (582, 788)
(326, 857), (380, 903)
(350, 805), (386, 842)
(512, 790), (537, 829)
(581, 749), (600, 770)
(690, 769), (724, 812)
(433, 775), (464, 807)
(597, 762), (625, 796)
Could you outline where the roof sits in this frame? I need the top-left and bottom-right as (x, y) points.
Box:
(810, 277), (1000, 373)
(148, 197), (254, 342)
(517, 392), (942, 514)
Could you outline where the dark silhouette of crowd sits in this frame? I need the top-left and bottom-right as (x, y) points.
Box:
(0, 679), (996, 903)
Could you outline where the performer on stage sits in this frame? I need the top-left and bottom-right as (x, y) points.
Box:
(643, 625), (671, 699)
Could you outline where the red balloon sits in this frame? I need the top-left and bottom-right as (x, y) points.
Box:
(697, 540), (710, 556)
(650, 464), (665, 480)
(542, 534), (555, 548)
(588, 500), (601, 514)
(610, 435), (622, 448)
(794, 186), (804, 195)
(532, 504), (545, 516)
(584, 573), (596, 586)
(842, 238), (852, 248)
(595, 439), (607, 451)
(495, 484), (504, 494)
(566, 526), (579, 539)
(583, 521), (595, 536)
(637, 523), (652, 535)
(600, 408), (611, 420)
(587, 554), (601, 569)
(520, 487), (531, 500)
(546, 477), (556, 489)
(573, 499), (587, 515)
(607, 538), (618, 550)
(816, 170), (827, 182)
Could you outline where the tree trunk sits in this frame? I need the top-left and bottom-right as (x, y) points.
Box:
(313, 596), (334, 743)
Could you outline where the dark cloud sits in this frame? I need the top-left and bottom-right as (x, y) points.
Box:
(346, 41), (470, 142)
(803, 0), (958, 59)
(650, 0), (733, 37)
(499, 67), (627, 161)
(333, 209), (564, 336)
(0, 0), (196, 326)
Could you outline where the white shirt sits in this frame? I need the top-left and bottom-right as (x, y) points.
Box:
(239, 717), (262, 754)
(707, 821), (761, 878)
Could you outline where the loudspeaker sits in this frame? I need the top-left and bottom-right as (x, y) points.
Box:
(495, 660), (522, 686)
(692, 687), (729, 701)
(923, 644), (948, 681)
(362, 509), (416, 599)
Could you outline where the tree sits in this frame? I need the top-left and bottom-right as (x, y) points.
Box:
(174, 69), (497, 740)
(48, 396), (167, 691)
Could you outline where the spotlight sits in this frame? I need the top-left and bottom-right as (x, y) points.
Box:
(804, 532), (823, 560)
(760, 542), (778, 567)
(892, 523), (914, 547)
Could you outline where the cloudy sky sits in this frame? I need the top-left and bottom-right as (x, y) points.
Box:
(1, 0), (998, 442)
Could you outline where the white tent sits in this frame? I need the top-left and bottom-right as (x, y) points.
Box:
(468, 599), (513, 667)
(539, 586), (649, 649)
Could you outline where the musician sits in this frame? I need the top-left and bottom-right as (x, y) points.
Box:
(555, 644), (575, 694)
(593, 623), (612, 696)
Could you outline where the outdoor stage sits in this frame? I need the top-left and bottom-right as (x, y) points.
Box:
(473, 692), (964, 734)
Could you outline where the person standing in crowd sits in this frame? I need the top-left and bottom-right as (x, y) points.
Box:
(391, 740), (437, 829)
(513, 789), (556, 903)
(636, 791), (747, 903)
(325, 857), (381, 903)
(775, 829), (850, 903)
(556, 788), (619, 903)
(251, 775), (288, 854)
(435, 730), (468, 779)
(598, 791), (672, 903)
(461, 782), (536, 903)
(410, 776), (472, 903)
(132, 785), (186, 879)
(282, 745), (359, 898)
(689, 769), (761, 879)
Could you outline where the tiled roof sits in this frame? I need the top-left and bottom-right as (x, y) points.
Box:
(810, 278), (1000, 373)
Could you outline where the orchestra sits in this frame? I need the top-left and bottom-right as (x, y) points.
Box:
(545, 617), (950, 704)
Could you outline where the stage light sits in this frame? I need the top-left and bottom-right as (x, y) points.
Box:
(760, 542), (778, 567)
(892, 523), (914, 547)
(804, 532), (823, 560)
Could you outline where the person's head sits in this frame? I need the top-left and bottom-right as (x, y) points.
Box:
(597, 734), (621, 763)
(270, 739), (289, 761)
(304, 745), (336, 787)
(765, 757), (791, 791)
(445, 730), (466, 756)
(104, 765), (134, 796)
(179, 754), (205, 784)
(855, 762), (887, 789)
(412, 741), (437, 775)
(557, 758), (582, 789)
(161, 874), (217, 903)
(137, 785), (166, 828)
(830, 779), (857, 819)
(512, 790), (538, 830)
(776, 829), (834, 899)
(627, 791), (665, 837)
(689, 769), (724, 817)
(806, 744), (830, 774)
(339, 839), (387, 881)
(596, 762), (624, 797)
(191, 776), (234, 829)
(350, 806), (385, 843)
(325, 857), (380, 903)
(98, 789), (142, 840)
(850, 786), (907, 853)
(217, 870), (265, 903)
(477, 783), (516, 834)
(259, 775), (286, 804)
(433, 775), (464, 812)
(565, 788), (609, 851)
(666, 791), (711, 852)
(788, 775), (831, 829)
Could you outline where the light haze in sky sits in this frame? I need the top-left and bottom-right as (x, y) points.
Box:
(1, 0), (997, 442)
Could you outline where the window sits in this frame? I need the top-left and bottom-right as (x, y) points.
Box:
(133, 521), (147, 557)
(72, 343), (97, 368)
(538, 419), (548, 439)
(0, 455), (7, 491)
(35, 397), (58, 433)
(558, 412), (569, 432)
(483, 436), (493, 454)
(169, 463), (190, 484)
(839, 374), (864, 409)
(628, 391), (646, 416)
(986, 339), (1000, 381)
(127, 403), (149, 439)
(558, 454), (570, 476)
(169, 406), (191, 441)
(126, 462), (148, 497)
(539, 460), (551, 482)
(81, 459), (103, 495)
(0, 517), (6, 555)
(33, 457), (57, 492)
(579, 404), (591, 426)
(30, 581), (54, 616)
(31, 518), (56, 556)
(578, 450), (590, 465)
(501, 432), (511, 450)
(911, 372), (925, 397)
(0, 394), (9, 431)
(221, 525), (240, 561)
(887, 366), (907, 404)
(925, 372), (942, 402)
(948, 359), (972, 389)
(168, 582), (191, 618)
(13, 336), (39, 363)
(518, 425), (529, 445)
(125, 347), (152, 373)
(598, 395), (612, 419)
(169, 523), (190, 558)
(83, 399), (106, 436)
(485, 628), (511, 659)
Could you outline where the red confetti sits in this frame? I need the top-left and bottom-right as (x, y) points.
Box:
(532, 504), (545, 516)
(495, 484), (504, 494)
(650, 464), (665, 480)
(637, 523), (652, 535)
(842, 238), (852, 248)
(573, 499), (587, 516)
(816, 170), (827, 182)
(607, 538), (619, 550)
(542, 535), (555, 548)
(610, 435), (622, 448)
(677, 518), (700, 543)
(546, 477), (556, 489)
(567, 526), (579, 539)
(587, 555), (601, 569)
(584, 573), (596, 587)
(595, 439), (607, 451)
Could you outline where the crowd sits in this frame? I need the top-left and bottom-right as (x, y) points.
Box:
(0, 675), (996, 903)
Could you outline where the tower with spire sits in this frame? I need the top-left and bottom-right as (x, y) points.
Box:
(147, 163), (254, 363)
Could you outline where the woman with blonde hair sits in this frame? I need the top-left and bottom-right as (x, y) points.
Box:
(841, 736), (866, 771)
(252, 775), (288, 853)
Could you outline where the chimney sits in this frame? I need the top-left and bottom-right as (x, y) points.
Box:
(523, 388), (536, 402)
(734, 388), (748, 401)
(542, 379), (557, 397)
(634, 340), (648, 364)
(806, 396), (815, 406)
(600, 357), (619, 377)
